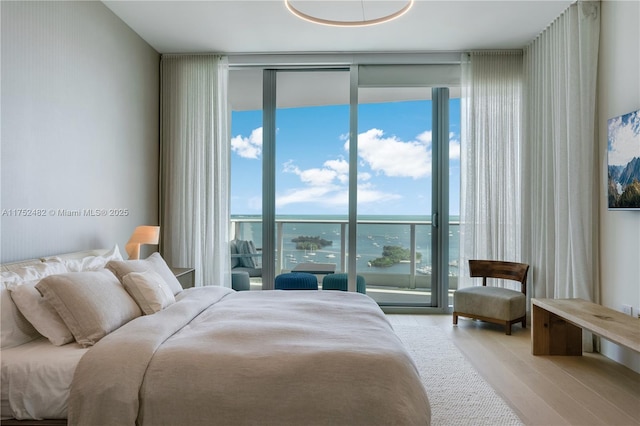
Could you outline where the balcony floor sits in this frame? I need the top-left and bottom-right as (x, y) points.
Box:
(247, 279), (455, 306)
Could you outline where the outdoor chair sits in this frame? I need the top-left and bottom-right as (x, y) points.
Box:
(230, 239), (262, 278)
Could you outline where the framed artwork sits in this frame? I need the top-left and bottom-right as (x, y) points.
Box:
(607, 108), (640, 210)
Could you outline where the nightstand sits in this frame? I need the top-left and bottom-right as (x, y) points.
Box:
(171, 267), (195, 289)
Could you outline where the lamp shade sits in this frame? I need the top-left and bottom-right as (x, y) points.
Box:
(126, 226), (160, 260)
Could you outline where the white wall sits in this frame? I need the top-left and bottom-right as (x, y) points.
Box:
(598, 0), (640, 373)
(1, 1), (159, 262)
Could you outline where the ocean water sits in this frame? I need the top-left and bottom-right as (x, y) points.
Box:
(231, 215), (460, 276)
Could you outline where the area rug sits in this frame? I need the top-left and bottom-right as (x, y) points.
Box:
(393, 325), (523, 426)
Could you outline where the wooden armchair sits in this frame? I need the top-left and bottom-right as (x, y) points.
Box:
(453, 260), (529, 335)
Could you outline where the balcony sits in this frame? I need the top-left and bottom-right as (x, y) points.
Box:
(231, 216), (460, 307)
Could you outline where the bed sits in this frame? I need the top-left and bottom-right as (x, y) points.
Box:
(1, 248), (431, 425)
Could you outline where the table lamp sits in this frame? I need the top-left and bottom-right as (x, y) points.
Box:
(125, 226), (160, 260)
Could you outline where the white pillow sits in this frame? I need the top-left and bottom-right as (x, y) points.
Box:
(7, 279), (74, 346)
(47, 245), (123, 272)
(0, 286), (39, 349)
(1, 259), (68, 284)
(106, 252), (183, 295)
(122, 270), (176, 315)
(1, 259), (68, 349)
(36, 270), (142, 347)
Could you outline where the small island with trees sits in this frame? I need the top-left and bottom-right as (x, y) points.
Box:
(292, 235), (333, 251)
(369, 245), (422, 267)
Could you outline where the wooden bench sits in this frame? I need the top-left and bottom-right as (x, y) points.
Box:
(532, 298), (640, 356)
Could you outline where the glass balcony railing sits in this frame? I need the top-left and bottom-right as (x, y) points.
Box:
(231, 217), (460, 306)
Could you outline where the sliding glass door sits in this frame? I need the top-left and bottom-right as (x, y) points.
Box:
(230, 73), (263, 290)
(231, 63), (460, 308)
(356, 87), (434, 305)
(274, 70), (350, 278)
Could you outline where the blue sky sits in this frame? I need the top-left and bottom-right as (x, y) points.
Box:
(231, 98), (461, 216)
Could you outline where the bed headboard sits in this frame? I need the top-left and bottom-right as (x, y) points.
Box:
(0, 249), (110, 273)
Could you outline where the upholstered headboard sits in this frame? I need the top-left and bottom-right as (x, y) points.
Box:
(1, 249), (110, 273)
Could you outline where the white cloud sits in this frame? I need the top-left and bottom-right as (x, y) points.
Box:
(276, 181), (401, 209)
(358, 172), (372, 181)
(608, 111), (640, 166)
(357, 182), (402, 203)
(283, 160), (339, 186)
(324, 157), (349, 174)
(417, 130), (432, 146)
(449, 132), (461, 160)
(299, 168), (338, 186)
(347, 128), (432, 179)
(276, 127), (447, 209)
(416, 130), (461, 160)
(278, 154), (399, 208)
(277, 185), (343, 208)
(231, 127), (262, 159)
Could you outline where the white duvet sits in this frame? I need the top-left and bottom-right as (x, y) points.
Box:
(70, 287), (431, 425)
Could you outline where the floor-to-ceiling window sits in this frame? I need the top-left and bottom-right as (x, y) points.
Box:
(274, 70), (350, 278)
(354, 70), (460, 307)
(230, 108), (263, 242)
(229, 68), (263, 289)
(355, 87), (435, 305)
(230, 59), (460, 309)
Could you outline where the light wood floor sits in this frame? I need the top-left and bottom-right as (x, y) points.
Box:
(387, 314), (640, 426)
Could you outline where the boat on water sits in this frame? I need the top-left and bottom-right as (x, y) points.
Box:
(325, 254), (336, 258)
(416, 266), (432, 275)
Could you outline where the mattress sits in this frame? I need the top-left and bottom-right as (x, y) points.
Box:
(1, 337), (88, 420)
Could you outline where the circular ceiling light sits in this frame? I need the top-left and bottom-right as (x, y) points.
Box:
(285, 0), (414, 27)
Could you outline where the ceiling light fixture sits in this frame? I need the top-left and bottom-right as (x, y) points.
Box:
(285, 0), (414, 28)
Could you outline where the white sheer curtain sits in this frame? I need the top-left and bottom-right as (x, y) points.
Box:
(159, 55), (231, 287)
(523, 1), (600, 301)
(459, 51), (524, 290)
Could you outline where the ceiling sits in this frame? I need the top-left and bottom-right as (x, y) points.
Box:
(102, 0), (573, 111)
(102, 0), (573, 55)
